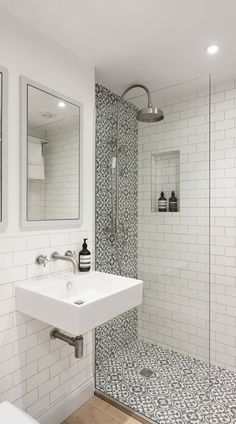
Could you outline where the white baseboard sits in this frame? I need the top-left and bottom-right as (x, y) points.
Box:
(38, 376), (94, 424)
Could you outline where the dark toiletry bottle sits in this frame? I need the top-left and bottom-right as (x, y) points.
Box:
(169, 191), (178, 212)
(79, 238), (91, 272)
(158, 191), (167, 212)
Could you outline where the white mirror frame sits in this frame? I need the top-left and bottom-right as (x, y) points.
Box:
(20, 76), (83, 230)
(0, 66), (8, 232)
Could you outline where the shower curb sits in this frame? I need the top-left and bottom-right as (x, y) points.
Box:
(95, 390), (157, 424)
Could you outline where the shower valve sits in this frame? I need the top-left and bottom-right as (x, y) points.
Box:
(118, 145), (125, 154)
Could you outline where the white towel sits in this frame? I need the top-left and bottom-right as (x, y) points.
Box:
(28, 136), (45, 180)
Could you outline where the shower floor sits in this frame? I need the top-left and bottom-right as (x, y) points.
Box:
(96, 340), (236, 424)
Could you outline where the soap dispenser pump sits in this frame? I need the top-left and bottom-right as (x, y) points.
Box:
(79, 238), (91, 272)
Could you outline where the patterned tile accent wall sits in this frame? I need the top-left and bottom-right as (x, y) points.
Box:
(95, 84), (138, 363)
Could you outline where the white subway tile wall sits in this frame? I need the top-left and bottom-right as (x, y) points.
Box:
(44, 118), (80, 221)
(0, 230), (94, 419)
(28, 117), (80, 221)
(210, 81), (236, 371)
(0, 8), (95, 421)
(28, 180), (45, 221)
(138, 79), (236, 372)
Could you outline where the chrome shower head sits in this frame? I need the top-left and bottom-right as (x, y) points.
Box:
(136, 106), (164, 123)
(119, 83), (164, 123)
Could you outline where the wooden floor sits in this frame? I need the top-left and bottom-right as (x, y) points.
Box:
(64, 396), (142, 424)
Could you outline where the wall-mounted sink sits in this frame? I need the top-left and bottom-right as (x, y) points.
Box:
(16, 271), (143, 335)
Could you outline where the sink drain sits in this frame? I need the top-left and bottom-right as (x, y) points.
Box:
(74, 300), (85, 305)
(139, 368), (155, 378)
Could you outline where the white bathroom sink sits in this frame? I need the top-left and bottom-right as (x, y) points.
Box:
(16, 271), (143, 335)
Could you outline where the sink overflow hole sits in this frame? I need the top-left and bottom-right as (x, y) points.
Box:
(74, 300), (85, 305)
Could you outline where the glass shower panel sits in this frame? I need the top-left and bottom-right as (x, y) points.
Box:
(136, 77), (210, 423)
(210, 78), (236, 423)
(95, 78), (211, 424)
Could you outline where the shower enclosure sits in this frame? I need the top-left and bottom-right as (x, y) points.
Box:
(95, 76), (236, 423)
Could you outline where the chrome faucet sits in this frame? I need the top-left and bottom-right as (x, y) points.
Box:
(51, 251), (78, 274)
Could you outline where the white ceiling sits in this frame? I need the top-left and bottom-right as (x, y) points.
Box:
(28, 84), (79, 129)
(0, 0), (235, 93)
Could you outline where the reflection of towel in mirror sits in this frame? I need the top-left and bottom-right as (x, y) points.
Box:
(28, 137), (45, 180)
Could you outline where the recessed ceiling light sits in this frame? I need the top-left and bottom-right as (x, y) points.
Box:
(206, 44), (219, 55)
(58, 101), (66, 108)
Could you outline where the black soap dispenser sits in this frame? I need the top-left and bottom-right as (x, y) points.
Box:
(158, 191), (167, 212)
(169, 191), (178, 212)
(79, 238), (91, 272)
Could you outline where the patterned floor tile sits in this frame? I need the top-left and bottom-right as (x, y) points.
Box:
(96, 340), (236, 424)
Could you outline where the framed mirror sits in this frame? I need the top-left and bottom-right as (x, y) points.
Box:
(21, 77), (82, 229)
(0, 66), (8, 232)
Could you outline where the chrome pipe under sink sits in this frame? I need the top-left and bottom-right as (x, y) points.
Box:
(50, 328), (83, 358)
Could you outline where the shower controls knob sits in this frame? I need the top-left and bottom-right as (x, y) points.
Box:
(35, 254), (49, 267)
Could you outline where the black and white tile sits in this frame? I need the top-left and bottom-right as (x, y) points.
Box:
(95, 308), (138, 364)
(95, 84), (138, 362)
(96, 340), (236, 424)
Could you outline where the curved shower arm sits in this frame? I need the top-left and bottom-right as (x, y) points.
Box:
(115, 83), (153, 275)
(119, 84), (153, 108)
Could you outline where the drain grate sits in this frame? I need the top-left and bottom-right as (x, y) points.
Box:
(139, 368), (155, 378)
(74, 300), (85, 305)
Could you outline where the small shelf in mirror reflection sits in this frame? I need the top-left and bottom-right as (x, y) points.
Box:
(151, 150), (180, 213)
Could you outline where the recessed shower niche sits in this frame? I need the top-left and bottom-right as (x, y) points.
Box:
(151, 150), (180, 212)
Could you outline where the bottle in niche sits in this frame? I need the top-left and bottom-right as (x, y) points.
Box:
(158, 191), (167, 212)
(79, 238), (91, 272)
(169, 191), (178, 212)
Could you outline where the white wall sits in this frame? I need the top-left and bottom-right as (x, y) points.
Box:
(44, 118), (80, 220)
(0, 8), (95, 423)
(137, 77), (236, 373)
(137, 80), (210, 365)
(210, 79), (236, 371)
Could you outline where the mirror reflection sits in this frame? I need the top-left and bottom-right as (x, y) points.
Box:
(27, 85), (80, 221)
(0, 73), (2, 222)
